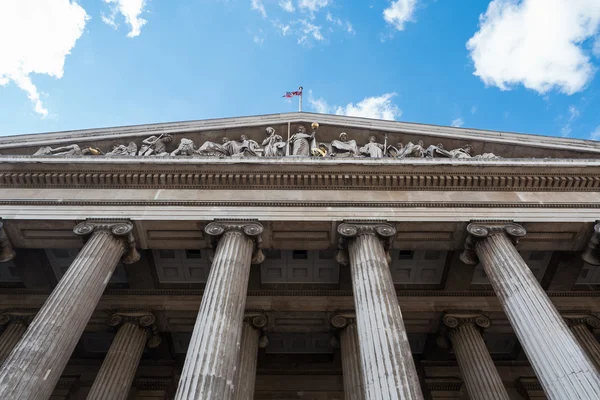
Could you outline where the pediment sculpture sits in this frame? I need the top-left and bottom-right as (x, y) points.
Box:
(28, 124), (499, 160)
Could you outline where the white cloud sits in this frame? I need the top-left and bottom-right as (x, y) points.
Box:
(309, 92), (402, 120)
(279, 0), (295, 13)
(591, 125), (600, 141)
(560, 105), (580, 136)
(273, 20), (291, 36)
(451, 118), (464, 127)
(253, 29), (265, 45)
(326, 12), (355, 34)
(0, 0), (89, 117)
(298, 0), (330, 13)
(467, 0), (600, 95)
(297, 20), (324, 46)
(383, 0), (417, 31)
(251, 0), (267, 18)
(103, 0), (149, 38)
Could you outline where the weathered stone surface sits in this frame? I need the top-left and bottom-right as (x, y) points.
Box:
(462, 222), (600, 399)
(174, 221), (263, 400)
(0, 219), (15, 263)
(336, 317), (365, 400)
(563, 314), (600, 373)
(338, 222), (423, 400)
(0, 220), (133, 399)
(233, 317), (267, 400)
(0, 311), (33, 364)
(443, 313), (509, 400)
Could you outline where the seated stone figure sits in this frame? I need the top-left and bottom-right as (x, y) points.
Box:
(229, 135), (262, 157)
(170, 138), (197, 156)
(425, 143), (447, 158)
(106, 142), (137, 156)
(329, 132), (359, 157)
(262, 127), (287, 157)
(197, 137), (232, 157)
(386, 142), (404, 158)
(359, 136), (386, 158)
(397, 140), (425, 158)
(138, 134), (173, 156)
(446, 144), (473, 159)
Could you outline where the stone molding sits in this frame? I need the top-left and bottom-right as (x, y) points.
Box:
(442, 311), (492, 331)
(0, 309), (36, 326)
(204, 220), (265, 264)
(73, 219), (140, 264)
(424, 378), (463, 392)
(582, 221), (600, 266)
(460, 221), (527, 265)
(107, 310), (161, 348)
(516, 377), (544, 400)
(3, 168), (600, 192)
(133, 377), (173, 390)
(0, 219), (15, 263)
(562, 313), (600, 330)
(335, 221), (396, 266)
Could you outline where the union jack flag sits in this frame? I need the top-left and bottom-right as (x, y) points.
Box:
(283, 90), (302, 98)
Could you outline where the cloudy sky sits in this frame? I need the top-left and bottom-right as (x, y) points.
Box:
(1, 0), (600, 140)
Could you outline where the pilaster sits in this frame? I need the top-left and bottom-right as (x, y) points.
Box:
(0, 219), (138, 400)
(0, 219), (15, 263)
(442, 312), (509, 400)
(175, 221), (263, 400)
(337, 221), (423, 400)
(460, 221), (600, 399)
(87, 311), (161, 400)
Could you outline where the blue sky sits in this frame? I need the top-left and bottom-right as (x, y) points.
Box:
(1, 0), (600, 140)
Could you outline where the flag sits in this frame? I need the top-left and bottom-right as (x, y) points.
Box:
(283, 90), (302, 98)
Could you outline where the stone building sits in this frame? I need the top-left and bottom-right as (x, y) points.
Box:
(0, 112), (599, 400)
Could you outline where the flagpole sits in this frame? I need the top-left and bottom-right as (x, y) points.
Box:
(299, 86), (303, 112)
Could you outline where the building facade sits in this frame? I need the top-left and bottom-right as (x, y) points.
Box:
(0, 112), (599, 399)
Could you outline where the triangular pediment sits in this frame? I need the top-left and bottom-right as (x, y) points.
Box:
(0, 112), (599, 159)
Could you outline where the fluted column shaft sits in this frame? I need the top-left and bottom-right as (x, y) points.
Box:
(447, 323), (509, 400)
(175, 222), (262, 400)
(0, 229), (126, 399)
(569, 324), (600, 373)
(340, 322), (365, 400)
(347, 231), (423, 400)
(87, 322), (148, 400)
(233, 322), (260, 400)
(0, 322), (26, 365)
(475, 230), (600, 399)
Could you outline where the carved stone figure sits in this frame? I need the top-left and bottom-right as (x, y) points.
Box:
(446, 144), (473, 159)
(288, 125), (316, 156)
(106, 142), (137, 156)
(262, 127), (286, 157)
(329, 132), (360, 157)
(425, 143), (446, 158)
(170, 138), (197, 156)
(33, 144), (102, 156)
(386, 142), (404, 158)
(359, 135), (386, 158)
(228, 135), (262, 157)
(474, 152), (499, 159)
(397, 140), (425, 158)
(138, 134), (173, 156)
(197, 137), (231, 157)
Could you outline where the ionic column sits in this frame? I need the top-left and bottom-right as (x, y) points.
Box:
(563, 314), (600, 373)
(175, 221), (264, 400)
(442, 313), (509, 400)
(0, 219), (15, 263)
(233, 314), (268, 400)
(460, 222), (600, 399)
(87, 312), (162, 400)
(0, 310), (35, 364)
(582, 222), (600, 266)
(0, 219), (139, 400)
(331, 314), (365, 400)
(337, 222), (423, 400)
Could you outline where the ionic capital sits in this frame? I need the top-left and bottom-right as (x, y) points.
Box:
(562, 313), (600, 331)
(107, 311), (161, 348)
(335, 221), (396, 265)
(330, 311), (357, 329)
(243, 312), (269, 348)
(460, 222), (526, 265)
(0, 219), (16, 263)
(204, 220), (265, 264)
(73, 219), (140, 264)
(0, 309), (36, 327)
(443, 312), (491, 332)
(582, 221), (600, 266)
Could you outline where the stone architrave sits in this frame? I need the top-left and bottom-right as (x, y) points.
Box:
(442, 312), (509, 400)
(233, 314), (268, 400)
(174, 221), (264, 400)
(563, 314), (600, 372)
(460, 222), (600, 399)
(337, 222), (423, 400)
(0, 219), (16, 263)
(582, 222), (600, 266)
(0, 219), (139, 400)
(331, 314), (366, 400)
(87, 311), (162, 400)
(0, 310), (35, 364)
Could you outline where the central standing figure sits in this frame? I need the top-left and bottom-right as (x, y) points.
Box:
(288, 125), (316, 156)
